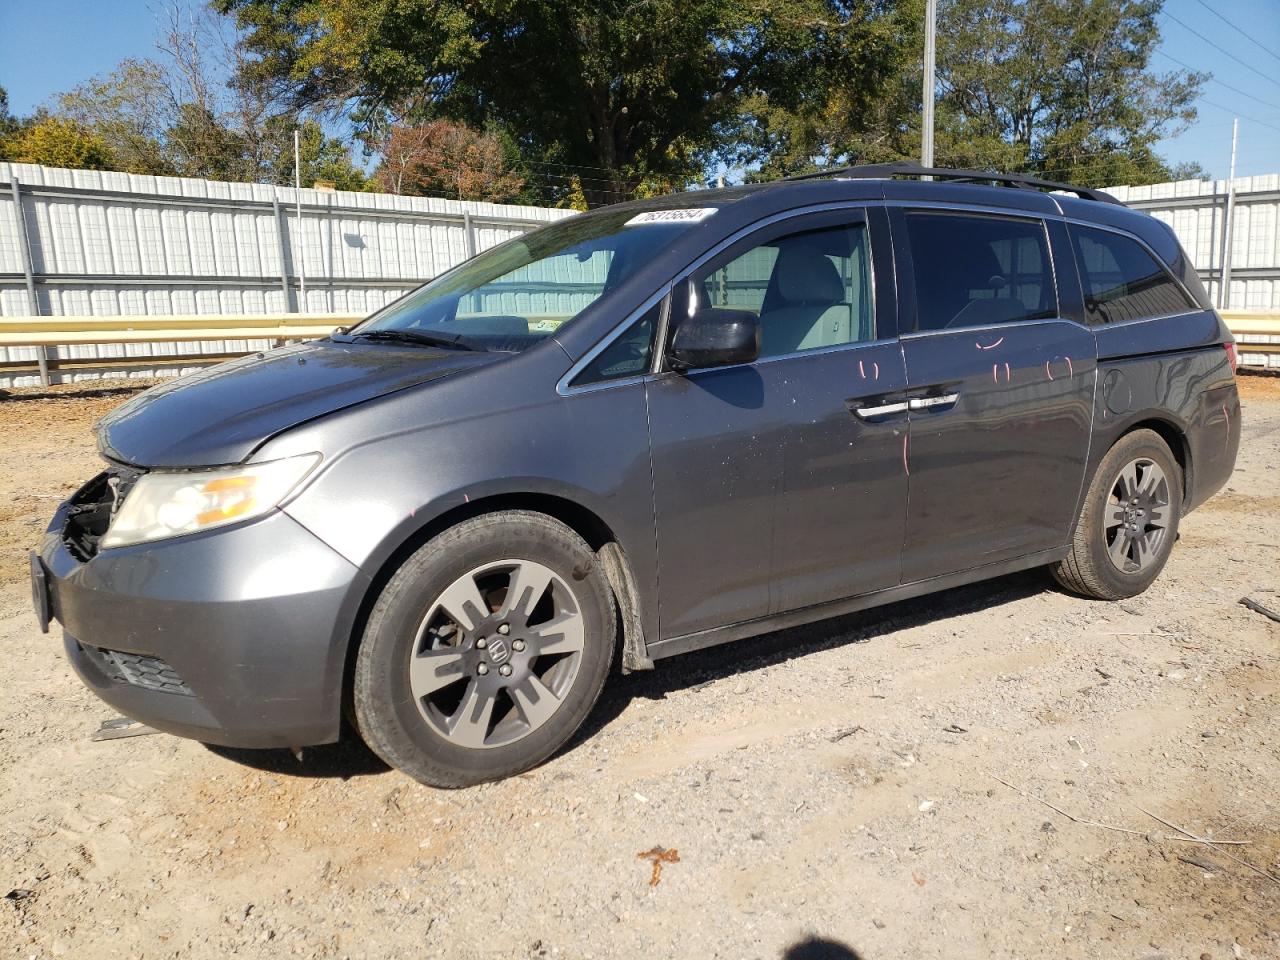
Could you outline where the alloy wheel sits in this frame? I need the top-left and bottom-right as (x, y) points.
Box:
(1102, 457), (1171, 574)
(407, 559), (586, 749)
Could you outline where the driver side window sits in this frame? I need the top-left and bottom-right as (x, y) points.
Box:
(691, 223), (873, 359)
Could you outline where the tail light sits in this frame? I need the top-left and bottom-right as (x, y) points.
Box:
(1224, 341), (1238, 375)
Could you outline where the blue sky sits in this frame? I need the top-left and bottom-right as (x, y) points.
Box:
(1, 0), (1278, 182)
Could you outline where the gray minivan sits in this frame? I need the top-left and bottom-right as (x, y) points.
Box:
(33, 163), (1240, 786)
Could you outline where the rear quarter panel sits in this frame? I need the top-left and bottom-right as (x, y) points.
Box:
(1089, 310), (1239, 514)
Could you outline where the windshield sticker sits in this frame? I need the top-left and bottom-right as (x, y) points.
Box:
(625, 208), (717, 226)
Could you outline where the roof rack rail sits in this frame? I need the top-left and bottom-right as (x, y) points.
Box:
(780, 160), (1124, 205)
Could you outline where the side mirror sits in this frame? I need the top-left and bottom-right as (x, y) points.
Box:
(668, 308), (760, 371)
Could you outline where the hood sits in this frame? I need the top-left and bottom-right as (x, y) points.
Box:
(97, 339), (499, 468)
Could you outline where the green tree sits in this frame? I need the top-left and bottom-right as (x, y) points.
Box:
(0, 86), (16, 139)
(57, 60), (256, 180)
(46, 26), (369, 188)
(930, 0), (1204, 187)
(725, 0), (924, 178)
(37, 4), (368, 187)
(55, 60), (177, 175)
(259, 117), (370, 190)
(0, 89), (13, 158)
(0, 85), (37, 160)
(214, 0), (911, 204)
(164, 103), (252, 180)
(6, 117), (117, 170)
(755, 0), (1202, 186)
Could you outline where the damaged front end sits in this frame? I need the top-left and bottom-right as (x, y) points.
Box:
(60, 466), (143, 562)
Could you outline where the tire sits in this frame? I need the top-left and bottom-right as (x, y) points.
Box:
(1052, 429), (1182, 600)
(354, 510), (616, 787)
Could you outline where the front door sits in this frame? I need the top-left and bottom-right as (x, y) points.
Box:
(891, 208), (1097, 583)
(646, 208), (908, 641)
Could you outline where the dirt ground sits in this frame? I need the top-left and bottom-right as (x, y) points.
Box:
(1, 376), (1278, 960)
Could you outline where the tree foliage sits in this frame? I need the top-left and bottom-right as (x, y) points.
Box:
(726, 0), (923, 177)
(0, 87), (19, 141)
(5, 117), (118, 170)
(2, 0), (1211, 196)
(742, 0), (1203, 187)
(1, 11), (370, 191)
(376, 120), (526, 201)
(214, 0), (913, 203)
(46, 54), (372, 187)
(54, 60), (176, 175)
(930, 0), (1203, 186)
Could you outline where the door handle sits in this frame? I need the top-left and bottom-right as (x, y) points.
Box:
(850, 400), (909, 419)
(908, 393), (960, 411)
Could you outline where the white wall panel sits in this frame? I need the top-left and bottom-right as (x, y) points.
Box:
(1, 161), (574, 382)
(16, 160), (1280, 384)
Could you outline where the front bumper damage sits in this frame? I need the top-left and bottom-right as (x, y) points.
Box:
(34, 479), (368, 749)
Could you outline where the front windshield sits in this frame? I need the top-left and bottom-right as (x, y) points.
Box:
(350, 207), (707, 352)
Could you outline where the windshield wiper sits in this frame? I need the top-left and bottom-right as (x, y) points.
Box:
(349, 329), (482, 351)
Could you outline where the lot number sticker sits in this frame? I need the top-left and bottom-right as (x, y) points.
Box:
(625, 208), (717, 226)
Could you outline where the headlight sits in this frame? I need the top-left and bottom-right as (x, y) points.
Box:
(100, 454), (320, 550)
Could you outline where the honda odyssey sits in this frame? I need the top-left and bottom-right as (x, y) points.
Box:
(32, 162), (1240, 786)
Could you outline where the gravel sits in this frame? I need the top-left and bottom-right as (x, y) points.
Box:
(1, 376), (1278, 959)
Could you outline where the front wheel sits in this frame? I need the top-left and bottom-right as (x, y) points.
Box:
(1051, 429), (1182, 600)
(353, 511), (616, 787)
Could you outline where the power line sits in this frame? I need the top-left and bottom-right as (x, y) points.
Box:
(519, 158), (642, 176)
(1161, 11), (1280, 91)
(1191, 0), (1280, 68)
(1153, 49), (1280, 112)
(1197, 97), (1280, 135)
(1184, 114), (1280, 132)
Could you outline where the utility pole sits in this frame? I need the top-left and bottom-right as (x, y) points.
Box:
(921, 0), (937, 171)
(1218, 118), (1239, 310)
(293, 127), (307, 313)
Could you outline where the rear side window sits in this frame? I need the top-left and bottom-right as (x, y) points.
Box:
(905, 212), (1057, 331)
(1070, 225), (1195, 324)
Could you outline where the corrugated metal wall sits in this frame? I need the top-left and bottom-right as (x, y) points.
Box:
(0, 162), (575, 386)
(3, 163), (1278, 387)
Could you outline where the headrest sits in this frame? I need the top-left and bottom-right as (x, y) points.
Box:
(774, 244), (846, 305)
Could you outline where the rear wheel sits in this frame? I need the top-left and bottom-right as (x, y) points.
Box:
(354, 511), (616, 787)
(1052, 429), (1182, 600)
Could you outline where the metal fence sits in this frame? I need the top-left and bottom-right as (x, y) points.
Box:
(3, 163), (1279, 387)
(0, 162), (575, 386)
(1227, 311), (1280, 371)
